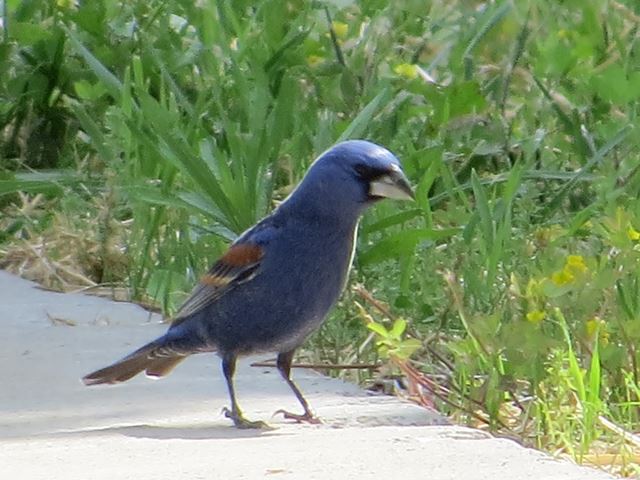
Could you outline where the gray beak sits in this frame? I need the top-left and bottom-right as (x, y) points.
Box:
(369, 166), (415, 201)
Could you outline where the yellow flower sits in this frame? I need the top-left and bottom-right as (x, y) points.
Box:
(394, 63), (418, 80)
(526, 310), (546, 324)
(551, 268), (574, 286)
(306, 55), (325, 67)
(586, 317), (609, 345)
(585, 318), (598, 337)
(628, 225), (640, 241)
(566, 255), (587, 273)
(332, 21), (349, 39)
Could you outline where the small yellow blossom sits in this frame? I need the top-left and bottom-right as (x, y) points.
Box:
(526, 310), (546, 324)
(551, 268), (574, 286)
(566, 255), (587, 273)
(332, 21), (349, 40)
(394, 63), (418, 80)
(306, 55), (325, 67)
(586, 317), (609, 345)
(585, 318), (599, 337)
(628, 225), (640, 241)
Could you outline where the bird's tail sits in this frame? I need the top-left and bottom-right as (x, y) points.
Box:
(82, 339), (187, 386)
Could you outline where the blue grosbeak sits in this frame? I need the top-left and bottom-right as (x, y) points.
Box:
(83, 140), (414, 428)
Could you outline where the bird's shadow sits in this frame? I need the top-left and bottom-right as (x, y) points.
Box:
(69, 422), (283, 440)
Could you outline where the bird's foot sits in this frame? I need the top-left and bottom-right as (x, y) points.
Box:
(274, 409), (322, 424)
(222, 407), (273, 430)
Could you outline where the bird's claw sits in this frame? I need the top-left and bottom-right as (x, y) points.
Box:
(222, 407), (273, 430)
(273, 409), (322, 424)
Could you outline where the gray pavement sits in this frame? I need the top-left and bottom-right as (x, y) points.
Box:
(0, 270), (614, 479)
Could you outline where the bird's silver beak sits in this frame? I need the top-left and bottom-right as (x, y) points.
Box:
(369, 165), (415, 201)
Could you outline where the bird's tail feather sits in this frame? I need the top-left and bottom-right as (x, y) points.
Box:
(144, 356), (186, 378)
(82, 340), (187, 386)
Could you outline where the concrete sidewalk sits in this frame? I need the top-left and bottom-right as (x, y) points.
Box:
(0, 270), (614, 479)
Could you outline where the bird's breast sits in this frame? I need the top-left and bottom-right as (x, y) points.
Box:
(258, 222), (357, 343)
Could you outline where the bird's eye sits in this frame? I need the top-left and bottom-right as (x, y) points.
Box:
(354, 164), (370, 177)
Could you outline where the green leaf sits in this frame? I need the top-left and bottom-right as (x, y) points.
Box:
(591, 66), (640, 105)
(359, 227), (459, 265)
(362, 209), (422, 234)
(337, 87), (391, 142)
(62, 25), (125, 103)
(462, 2), (512, 59)
(539, 125), (631, 220)
(366, 322), (389, 338)
(389, 318), (407, 339)
(470, 169), (494, 248)
(9, 21), (51, 44)
(395, 339), (422, 359)
(0, 170), (82, 196)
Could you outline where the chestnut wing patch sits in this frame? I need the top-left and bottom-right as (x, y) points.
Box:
(172, 243), (264, 323)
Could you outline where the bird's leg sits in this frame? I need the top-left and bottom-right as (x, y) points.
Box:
(221, 354), (270, 429)
(274, 350), (321, 424)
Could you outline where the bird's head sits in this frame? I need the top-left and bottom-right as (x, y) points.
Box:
(285, 140), (414, 222)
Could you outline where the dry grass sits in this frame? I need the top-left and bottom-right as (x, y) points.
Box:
(0, 192), (129, 299)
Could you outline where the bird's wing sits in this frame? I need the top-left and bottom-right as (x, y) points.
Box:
(171, 219), (278, 324)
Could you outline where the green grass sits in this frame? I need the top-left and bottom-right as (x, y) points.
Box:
(2, 0), (640, 474)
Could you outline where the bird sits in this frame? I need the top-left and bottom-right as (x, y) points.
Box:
(83, 139), (415, 428)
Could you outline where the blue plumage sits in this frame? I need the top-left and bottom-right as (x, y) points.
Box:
(83, 140), (414, 428)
